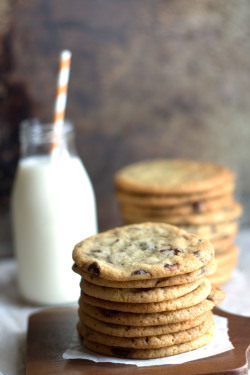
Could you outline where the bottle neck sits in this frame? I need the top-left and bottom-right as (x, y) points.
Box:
(19, 119), (78, 159)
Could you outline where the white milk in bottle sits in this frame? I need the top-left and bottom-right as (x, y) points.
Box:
(11, 120), (97, 305)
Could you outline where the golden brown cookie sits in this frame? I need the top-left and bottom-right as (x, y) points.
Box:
(78, 313), (214, 349)
(119, 194), (233, 217)
(209, 269), (234, 285)
(114, 159), (234, 195)
(212, 235), (236, 253)
(80, 278), (203, 303)
(78, 310), (210, 337)
(78, 284), (224, 326)
(121, 203), (242, 226)
(79, 278), (212, 313)
(215, 245), (239, 267)
(211, 253), (238, 286)
(73, 260), (216, 289)
(73, 223), (214, 281)
(179, 221), (239, 241)
(83, 329), (215, 359)
(115, 182), (235, 207)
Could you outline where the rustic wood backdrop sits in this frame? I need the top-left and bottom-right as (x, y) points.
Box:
(0, 0), (250, 237)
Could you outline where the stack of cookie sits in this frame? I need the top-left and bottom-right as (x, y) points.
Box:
(114, 159), (243, 285)
(72, 222), (225, 359)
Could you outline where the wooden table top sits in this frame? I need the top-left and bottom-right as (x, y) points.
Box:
(26, 306), (250, 375)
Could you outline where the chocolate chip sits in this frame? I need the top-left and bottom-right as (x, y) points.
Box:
(111, 239), (120, 245)
(206, 295), (213, 301)
(164, 263), (179, 270)
(193, 250), (202, 258)
(159, 248), (171, 253)
(91, 249), (102, 253)
(193, 202), (203, 212)
(102, 309), (119, 317)
(160, 247), (182, 255)
(111, 347), (131, 358)
(173, 248), (183, 255)
(140, 241), (149, 250)
(107, 256), (113, 264)
(155, 277), (169, 286)
(87, 261), (100, 275)
(130, 269), (148, 276)
(200, 266), (207, 274)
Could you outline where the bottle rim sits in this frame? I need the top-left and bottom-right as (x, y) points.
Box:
(20, 119), (74, 144)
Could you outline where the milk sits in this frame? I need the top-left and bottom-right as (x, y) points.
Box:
(11, 154), (97, 305)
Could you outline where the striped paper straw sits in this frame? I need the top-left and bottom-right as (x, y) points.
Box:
(52, 49), (72, 149)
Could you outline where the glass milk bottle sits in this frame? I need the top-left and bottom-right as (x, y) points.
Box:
(11, 119), (97, 305)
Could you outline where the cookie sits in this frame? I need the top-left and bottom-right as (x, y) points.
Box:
(78, 310), (210, 337)
(73, 260), (216, 289)
(114, 160), (241, 287)
(114, 159), (234, 195)
(115, 182), (235, 207)
(79, 278), (212, 313)
(80, 278), (203, 303)
(119, 194), (233, 217)
(215, 245), (238, 267)
(212, 258), (238, 284)
(78, 284), (225, 326)
(73, 222), (214, 281)
(179, 221), (239, 241)
(215, 260), (238, 275)
(209, 269), (234, 285)
(121, 203), (242, 226)
(209, 248), (238, 286)
(212, 235), (236, 253)
(83, 329), (215, 359)
(77, 313), (214, 349)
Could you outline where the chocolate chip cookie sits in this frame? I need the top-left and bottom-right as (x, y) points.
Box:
(73, 222), (214, 281)
(114, 159), (234, 195)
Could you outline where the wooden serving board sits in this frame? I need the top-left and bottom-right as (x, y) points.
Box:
(26, 306), (250, 375)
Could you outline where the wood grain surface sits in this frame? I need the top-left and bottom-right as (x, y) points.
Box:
(26, 306), (250, 375)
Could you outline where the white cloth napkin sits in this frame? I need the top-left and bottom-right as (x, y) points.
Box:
(0, 259), (37, 375)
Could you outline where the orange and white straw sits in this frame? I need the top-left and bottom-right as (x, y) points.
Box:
(52, 50), (72, 145)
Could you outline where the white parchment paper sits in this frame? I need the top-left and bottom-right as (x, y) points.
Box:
(62, 314), (233, 367)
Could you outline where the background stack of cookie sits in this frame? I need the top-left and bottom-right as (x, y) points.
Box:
(73, 222), (225, 359)
(114, 159), (243, 285)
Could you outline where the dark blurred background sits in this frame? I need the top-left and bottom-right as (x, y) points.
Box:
(0, 0), (249, 255)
